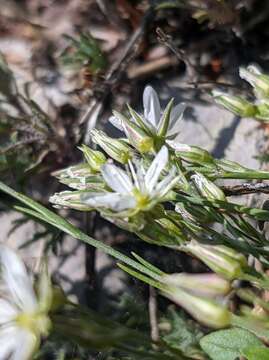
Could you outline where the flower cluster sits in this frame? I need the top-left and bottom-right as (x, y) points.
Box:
(49, 84), (269, 331)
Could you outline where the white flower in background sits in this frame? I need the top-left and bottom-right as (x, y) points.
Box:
(0, 246), (51, 360)
(110, 86), (186, 142)
(81, 146), (179, 215)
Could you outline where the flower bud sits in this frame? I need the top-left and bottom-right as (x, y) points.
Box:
(78, 144), (106, 172)
(113, 110), (154, 153)
(49, 191), (93, 211)
(240, 65), (269, 99)
(162, 286), (231, 328)
(52, 163), (93, 180)
(191, 172), (226, 201)
(52, 164), (105, 190)
(91, 129), (134, 164)
(167, 140), (215, 165)
(162, 273), (231, 298)
(213, 90), (256, 117)
(216, 159), (247, 173)
(182, 241), (247, 280)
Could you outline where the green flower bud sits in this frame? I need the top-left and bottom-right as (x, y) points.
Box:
(52, 163), (93, 180)
(162, 273), (231, 298)
(52, 164), (105, 190)
(49, 190), (93, 211)
(182, 241), (247, 280)
(163, 286), (231, 328)
(213, 90), (256, 117)
(191, 172), (226, 201)
(240, 65), (269, 99)
(78, 144), (106, 172)
(91, 129), (134, 164)
(167, 141), (215, 165)
(216, 159), (247, 173)
(113, 110), (154, 153)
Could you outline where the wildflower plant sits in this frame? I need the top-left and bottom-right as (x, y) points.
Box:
(2, 86), (269, 358)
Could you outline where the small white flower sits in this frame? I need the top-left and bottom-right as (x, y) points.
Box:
(0, 246), (51, 360)
(81, 146), (179, 215)
(110, 86), (186, 141)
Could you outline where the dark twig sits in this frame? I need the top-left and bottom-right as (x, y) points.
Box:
(156, 27), (197, 81)
(81, 9), (154, 143)
(222, 183), (269, 196)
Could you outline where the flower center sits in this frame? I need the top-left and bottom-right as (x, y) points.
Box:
(133, 189), (150, 209)
(16, 312), (51, 336)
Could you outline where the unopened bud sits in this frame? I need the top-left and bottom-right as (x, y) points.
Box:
(167, 141), (215, 165)
(191, 172), (226, 201)
(52, 164), (104, 190)
(213, 90), (256, 117)
(162, 273), (231, 298)
(240, 65), (269, 99)
(163, 286), (231, 328)
(91, 129), (134, 164)
(113, 110), (154, 153)
(78, 144), (106, 172)
(52, 164), (93, 180)
(183, 241), (247, 280)
(49, 191), (93, 211)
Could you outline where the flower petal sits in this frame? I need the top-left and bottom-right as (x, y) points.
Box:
(0, 246), (37, 312)
(10, 328), (38, 360)
(0, 325), (17, 359)
(0, 299), (18, 324)
(145, 146), (168, 193)
(154, 166), (178, 197)
(101, 164), (133, 194)
(143, 86), (161, 128)
(81, 192), (136, 211)
(109, 115), (124, 131)
(167, 103), (186, 137)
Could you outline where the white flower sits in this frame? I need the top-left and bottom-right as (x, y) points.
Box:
(81, 146), (179, 215)
(110, 86), (186, 141)
(0, 246), (51, 360)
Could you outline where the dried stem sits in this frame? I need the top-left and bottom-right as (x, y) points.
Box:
(222, 183), (269, 196)
(149, 286), (160, 344)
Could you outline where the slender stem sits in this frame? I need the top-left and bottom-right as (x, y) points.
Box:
(0, 181), (161, 281)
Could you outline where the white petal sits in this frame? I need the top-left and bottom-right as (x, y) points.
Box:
(154, 166), (176, 195)
(0, 299), (18, 324)
(167, 103), (186, 137)
(10, 329), (38, 360)
(0, 325), (17, 358)
(109, 115), (124, 131)
(143, 86), (161, 128)
(82, 193), (136, 211)
(145, 146), (168, 193)
(155, 172), (179, 198)
(0, 246), (37, 312)
(101, 164), (133, 194)
(166, 140), (191, 152)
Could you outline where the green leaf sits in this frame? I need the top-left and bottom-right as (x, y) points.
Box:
(243, 346), (269, 360)
(162, 308), (204, 358)
(200, 328), (262, 360)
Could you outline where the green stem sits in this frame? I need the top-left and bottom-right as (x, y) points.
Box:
(0, 181), (161, 281)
